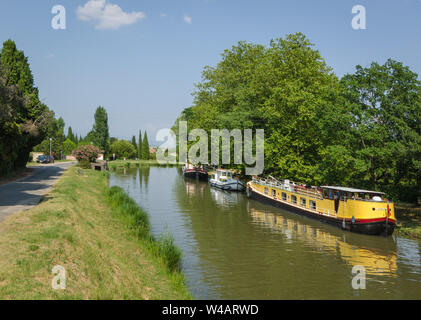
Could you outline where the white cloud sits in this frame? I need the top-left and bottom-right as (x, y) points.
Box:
(45, 54), (56, 60)
(160, 13), (168, 18)
(183, 15), (192, 24)
(76, 0), (146, 30)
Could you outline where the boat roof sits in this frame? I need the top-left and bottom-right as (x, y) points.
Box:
(320, 186), (385, 195)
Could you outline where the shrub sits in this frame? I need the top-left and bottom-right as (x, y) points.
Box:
(110, 140), (136, 159)
(74, 145), (101, 163)
(62, 139), (76, 156)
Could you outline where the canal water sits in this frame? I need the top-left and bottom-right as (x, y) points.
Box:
(109, 166), (421, 299)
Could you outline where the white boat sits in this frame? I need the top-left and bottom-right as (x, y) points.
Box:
(209, 169), (245, 192)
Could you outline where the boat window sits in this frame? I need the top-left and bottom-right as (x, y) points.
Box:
(300, 198), (306, 207)
(282, 192), (287, 201)
(309, 200), (316, 210)
(323, 189), (329, 199)
(227, 172), (232, 178)
(272, 189), (276, 197)
(291, 195), (297, 204)
(264, 187), (268, 195)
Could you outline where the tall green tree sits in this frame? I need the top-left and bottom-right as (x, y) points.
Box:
(176, 33), (339, 183)
(142, 131), (150, 160)
(67, 126), (76, 143)
(131, 135), (137, 152)
(138, 130), (143, 160)
(91, 106), (110, 157)
(0, 39), (53, 173)
(338, 59), (421, 201)
(173, 33), (421, 203)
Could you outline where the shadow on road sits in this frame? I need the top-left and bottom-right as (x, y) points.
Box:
(0, 164), (69, 215)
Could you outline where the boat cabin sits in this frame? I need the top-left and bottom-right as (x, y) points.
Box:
(321, 186), (386, 202)
(211, 169), (233, 181)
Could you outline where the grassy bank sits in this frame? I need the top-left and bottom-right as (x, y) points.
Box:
(0, 167), (191, 299)
(396, 204), (421, 239)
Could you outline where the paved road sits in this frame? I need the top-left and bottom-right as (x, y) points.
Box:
(0, 162), (75, 223)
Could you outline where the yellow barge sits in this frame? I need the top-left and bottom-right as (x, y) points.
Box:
(246, 177), (396, 236)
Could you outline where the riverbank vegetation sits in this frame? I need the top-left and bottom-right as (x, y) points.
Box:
(110, 130), (152, 161)
(108, 159), (181, 169)
(174, 33), (421, 204)
(396, 205), (421, 239)
(0, 167), (191, 299)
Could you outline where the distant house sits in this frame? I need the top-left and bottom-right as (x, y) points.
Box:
(149, 147), (157, 154)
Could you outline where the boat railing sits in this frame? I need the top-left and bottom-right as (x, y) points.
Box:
(252, 179), (338, 217)
(252, 178), (323, 199)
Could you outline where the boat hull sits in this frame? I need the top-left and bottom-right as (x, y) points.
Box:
(183, 169), (208, 181)
(248, 187), (395, 236)
(209, 180), (245, 192)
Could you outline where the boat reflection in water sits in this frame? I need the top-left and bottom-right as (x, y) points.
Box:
(184, 179), (207, 198)
(247, 204), (397, 277)
(209, 188), (244, 209)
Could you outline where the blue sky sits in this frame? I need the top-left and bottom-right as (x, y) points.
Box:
(0, 0), (420, 145)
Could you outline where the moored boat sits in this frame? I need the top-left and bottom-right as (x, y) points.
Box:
(182, 163), (208, 181)
(246, 176), (396, 236)
(209, 169), (245, 191)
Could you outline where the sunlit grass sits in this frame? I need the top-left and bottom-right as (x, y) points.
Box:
(0, 167), (191, 300)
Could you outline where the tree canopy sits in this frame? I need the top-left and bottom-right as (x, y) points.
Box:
(0, 39), (54, 173)
(174, 33), (421, 203)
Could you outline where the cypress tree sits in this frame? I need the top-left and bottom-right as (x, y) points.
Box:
(142, 131), (150, 160)
(138, 130), (143, 160)
(91, 106), (110, 156)
(131, 135), (137, 151)
(67, 126), (75, 143)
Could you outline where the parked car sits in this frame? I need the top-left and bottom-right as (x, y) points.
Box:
(36, 155), (54, 164)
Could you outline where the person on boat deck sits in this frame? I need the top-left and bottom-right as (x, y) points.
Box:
(329, 190), (333, 200)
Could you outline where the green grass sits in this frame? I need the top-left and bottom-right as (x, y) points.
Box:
(0, 167), (191, 300)
(105, 186), (183, 273)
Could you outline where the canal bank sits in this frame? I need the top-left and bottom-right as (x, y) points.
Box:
(0, 167), (191, 299)
(396, 205), (421, 239)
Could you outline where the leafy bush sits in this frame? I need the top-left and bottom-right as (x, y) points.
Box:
(110, 140), (136, 159)
(74, 145), (101, 163)
(62, 139), (76, 156)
